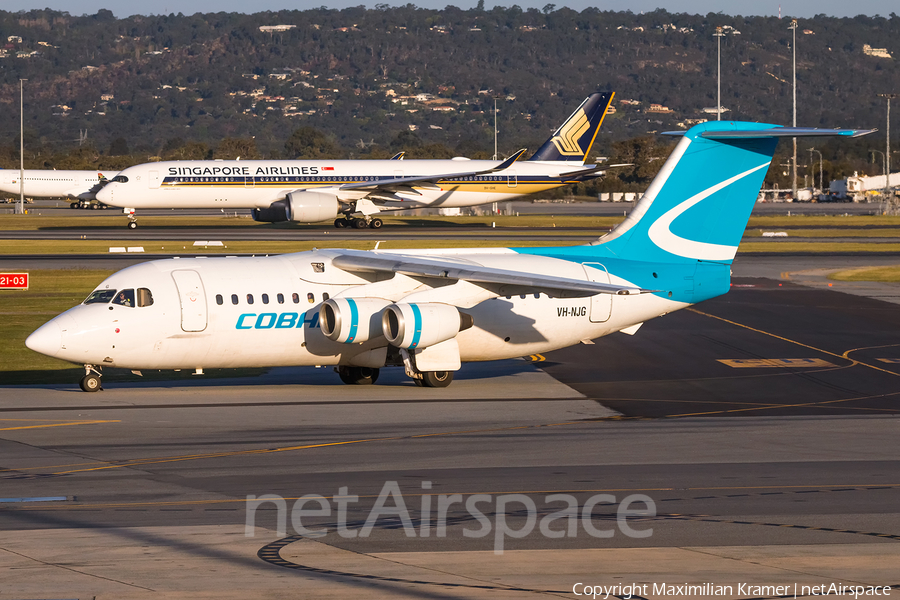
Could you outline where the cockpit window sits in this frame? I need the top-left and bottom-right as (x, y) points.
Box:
(113, 289), (135, 307)
(111, 175), (129, 183)
(137, 288), (154, 307)
(84, 289), (117, 304)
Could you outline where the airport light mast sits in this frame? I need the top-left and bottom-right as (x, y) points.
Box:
(878, 93), (896, 211)
(714, 26), (725, 121)
(17, 79), (26, 215)
(789, 20), (798, 202)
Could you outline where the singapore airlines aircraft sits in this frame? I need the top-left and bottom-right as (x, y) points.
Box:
(27, 121), (870, 392)
(95, 92), (617, 230)
(0, 169), (119, 206)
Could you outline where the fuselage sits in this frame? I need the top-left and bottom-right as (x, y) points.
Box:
(27, 249), (684, 371)
(0, 169), (119, 200)
(95, 159), (583, 210)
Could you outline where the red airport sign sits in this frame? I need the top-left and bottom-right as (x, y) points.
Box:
(0, 273), (29, 290)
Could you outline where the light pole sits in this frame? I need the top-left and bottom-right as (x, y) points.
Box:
(714, 26), (725, 120)
(789, 19), (798, 201)
(808, 147), (823, 198)
(17, 79), (26, 215)
(493, 97), (498, 160)
(877, 93), (896, 208)
(871, 149), (887, 207)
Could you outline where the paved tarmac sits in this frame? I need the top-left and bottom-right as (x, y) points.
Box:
(2, 266), (900, 599)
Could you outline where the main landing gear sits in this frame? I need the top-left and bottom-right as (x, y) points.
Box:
(337, 366), (380, 385)
(125, 208), (138, 229)
(415, 371), (454, 388)
(79, 365), (103, 392)
(334, 217), (383, 230)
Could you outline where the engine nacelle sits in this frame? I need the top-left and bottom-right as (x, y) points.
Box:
(320, 298), (392, 344)
(382, 302), (474, 350)
(251, 192), (339, 223)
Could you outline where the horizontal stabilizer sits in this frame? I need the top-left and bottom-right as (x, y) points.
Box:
(662, 127), (875, 139)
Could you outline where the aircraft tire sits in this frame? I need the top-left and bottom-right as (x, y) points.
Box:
(79, 374), (102, 392)
(91, 203), (100, 209)
(334, 218), (348, 228)
(370, 218), (383, 229)
(352, 218), (369, 229)
(337, 366), (380, 385)
(421, 371), (453, 388)
(70, 202), (79, 209)
(127, 221), (138, 230)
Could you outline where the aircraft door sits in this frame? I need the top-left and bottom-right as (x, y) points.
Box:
(583, 262), (611, 323)
(507, 170), (517, 187)
(171, 270), (208, 332)
(149, 170), (160, 189)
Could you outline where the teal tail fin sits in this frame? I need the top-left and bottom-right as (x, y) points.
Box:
(594, 122), (872, 265)
(527, 92), (614, 163)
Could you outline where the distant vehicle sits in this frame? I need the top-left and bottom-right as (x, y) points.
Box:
(0, 169), (119, 208)
(96, 92), (618, 229)
(27, 121), (871, 392)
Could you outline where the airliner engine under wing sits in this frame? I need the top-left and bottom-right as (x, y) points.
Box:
(27, 121), (871, 392)
(0, 169), (119, 206)
(94, 92), (616, 230)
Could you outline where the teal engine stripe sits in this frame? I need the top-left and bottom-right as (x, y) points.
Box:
(410, 303), (423, 349)
(347, 298), (359, 343)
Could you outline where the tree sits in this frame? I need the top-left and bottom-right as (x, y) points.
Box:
(108, 137), (130, 156)
(214, 137), (260, 160)
(284, 127), (341, 159)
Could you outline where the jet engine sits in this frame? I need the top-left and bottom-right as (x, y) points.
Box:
(382, 302), (474, 350)
(320, 298), (392, 344)
(251, 191), (339, 223)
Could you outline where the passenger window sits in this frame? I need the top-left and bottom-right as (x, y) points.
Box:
(277, 293), (285, 304)
(262, 293), (269, 304)
(231, 294), (238, 305)
(113, 289), (136, 307)
(247, 294), (254, 305)
(84, 289), (117, 304)
(292, 293), (300, 304)
(216, 294), (223, 306)
(137, 288), (154, 307)
(307, 293), (315, 304)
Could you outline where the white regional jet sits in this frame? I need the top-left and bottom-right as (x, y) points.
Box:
(0, 169), (119, 207)
(26, 121), (871, 392)
(95, 92), (616, 230)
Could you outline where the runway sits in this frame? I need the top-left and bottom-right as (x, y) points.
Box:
(2, 261), (899, 598)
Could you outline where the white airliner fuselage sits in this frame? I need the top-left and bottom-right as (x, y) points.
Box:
(0, 169), (118, 201)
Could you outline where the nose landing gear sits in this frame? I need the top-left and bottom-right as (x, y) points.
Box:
(79, 365), (103, 392)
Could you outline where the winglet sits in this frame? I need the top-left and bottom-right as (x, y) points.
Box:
(492, 148), (527, 171)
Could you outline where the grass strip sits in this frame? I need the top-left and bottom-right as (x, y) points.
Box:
(827, 265), (900, 282)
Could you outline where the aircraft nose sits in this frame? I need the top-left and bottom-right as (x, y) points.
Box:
(26, 319), (62, 358)
(96, 186), (111, 203)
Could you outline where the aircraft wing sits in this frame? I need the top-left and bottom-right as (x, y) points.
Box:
(557, 163), (632, 180)
(337, 149), (528, 193)
(330, 249), (650, 296)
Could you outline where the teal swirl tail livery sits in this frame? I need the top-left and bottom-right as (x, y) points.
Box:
(527, 92), (614, 163)
(516, 121), (873, 302)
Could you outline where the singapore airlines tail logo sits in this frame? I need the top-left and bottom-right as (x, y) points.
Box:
(550, 109), (590, 156)
(647, 162), (769, 261)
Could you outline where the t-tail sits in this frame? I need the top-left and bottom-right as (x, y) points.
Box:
(527, 92), (614, 163)
(592, 121), (873, 266)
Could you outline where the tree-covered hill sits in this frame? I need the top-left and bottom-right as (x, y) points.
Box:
(0, 6), (897, 189)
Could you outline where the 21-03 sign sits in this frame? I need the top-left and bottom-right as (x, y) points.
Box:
(0, 273), (29, 290)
